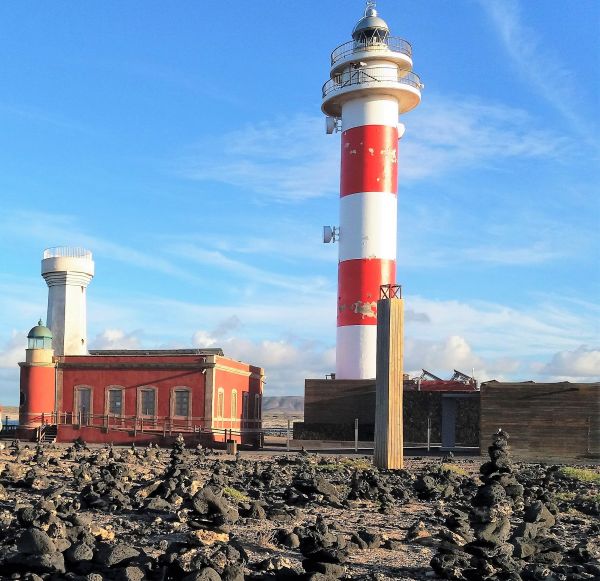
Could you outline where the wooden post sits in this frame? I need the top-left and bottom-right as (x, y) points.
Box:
(374, 295), (404, 469)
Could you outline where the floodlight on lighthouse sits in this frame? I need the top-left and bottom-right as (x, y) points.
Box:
(325, 116), (340, 134)
(323, 226), (339, 243)
(398, 123), (406, 139)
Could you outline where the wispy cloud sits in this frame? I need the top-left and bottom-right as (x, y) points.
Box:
(0, 102), (93, 134)
(0, 210), (200, 283)
(164, 242), (331, 295)
(178, 114), (338, 203)
(479, 0), (599, 150)
(177, 95), (567, 202)
(402, 95), (568, 179)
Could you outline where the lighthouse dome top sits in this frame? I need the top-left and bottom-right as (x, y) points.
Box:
(352, 6), (390, 41)
(28, 320), (52, 340)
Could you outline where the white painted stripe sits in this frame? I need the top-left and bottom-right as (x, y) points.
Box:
(341, 96), (399, 131)
(339, 191), (397, 262)
(336, 325), (377, 379)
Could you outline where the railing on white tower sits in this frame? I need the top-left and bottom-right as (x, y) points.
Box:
(331, 36), (413, 66)
(43, 247), (93, 260)
(322, 68), (422, 98)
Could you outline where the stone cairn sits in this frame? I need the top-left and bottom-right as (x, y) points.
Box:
(431, 430), (523, 580)
(431, 429), (566, 581)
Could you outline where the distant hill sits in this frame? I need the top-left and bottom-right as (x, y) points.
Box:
(262, 396), (304, 413)
(0, 406), (18, 420)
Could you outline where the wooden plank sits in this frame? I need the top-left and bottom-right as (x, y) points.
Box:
(374, 298), (404, 469)
(480, 383), (600, 459)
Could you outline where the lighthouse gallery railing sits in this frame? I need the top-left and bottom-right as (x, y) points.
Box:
(322, 68), (421, 99)
(330, 36), (412, 66)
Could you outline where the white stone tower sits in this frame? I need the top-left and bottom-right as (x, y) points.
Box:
(322, 2), (422, 379)
(41, 247), (94, 356)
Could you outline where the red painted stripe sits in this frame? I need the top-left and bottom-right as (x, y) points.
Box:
(340, 125), (398, 197)
(337, 258), (396, 326)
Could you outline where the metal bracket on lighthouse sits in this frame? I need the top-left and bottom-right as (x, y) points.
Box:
(323, 226), (339, 243)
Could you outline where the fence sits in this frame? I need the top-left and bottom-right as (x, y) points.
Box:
(21, 412), (263, 442)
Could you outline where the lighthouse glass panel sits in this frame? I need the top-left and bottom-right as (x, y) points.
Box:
(29, 337), (52, 349)
(174, 390), (190, 416)
(108, 390), (123, 415)
(141, 389), (155, 416)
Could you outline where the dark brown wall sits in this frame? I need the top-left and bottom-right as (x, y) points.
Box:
(301, 379), (480, 445)
(480, 382), (600, 460)
(304, 379), (376, 425)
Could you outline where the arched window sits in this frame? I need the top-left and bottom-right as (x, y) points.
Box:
(231, 389), (238, 419)
(217, 388), (225, 419)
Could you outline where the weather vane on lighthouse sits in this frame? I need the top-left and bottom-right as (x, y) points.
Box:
(321, 4), (423, 379)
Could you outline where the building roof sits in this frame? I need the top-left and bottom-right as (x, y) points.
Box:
(87, 348), (224, 356)
(481, 380), (600, 389)
(27, 320), (52, 339)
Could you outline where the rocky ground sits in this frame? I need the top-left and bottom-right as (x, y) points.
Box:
(0, 433), (597, 581)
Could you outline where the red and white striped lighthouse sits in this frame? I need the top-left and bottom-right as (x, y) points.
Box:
(322, 3), (422, 379)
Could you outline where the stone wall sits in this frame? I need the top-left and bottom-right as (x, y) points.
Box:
(297, 380), (480, 446)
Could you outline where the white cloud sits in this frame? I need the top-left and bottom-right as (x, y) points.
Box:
(192, 320), (335, 395)
(540, 345), (600, 380)
(404, 334), (520, 382)
(90, 329), (143, 350)
(0, 332), (26, 406)
(0, 332), (26, 368)
(406, 294), (598, 359)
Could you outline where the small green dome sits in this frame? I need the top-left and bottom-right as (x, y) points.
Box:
(27, 320), (53, 339)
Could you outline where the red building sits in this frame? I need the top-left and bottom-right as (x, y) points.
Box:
(19, 323), (264, 445)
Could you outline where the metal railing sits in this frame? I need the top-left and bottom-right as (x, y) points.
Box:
(323, 68), (421, 99)
(43, 247), (93, 260)
(28, 412), (262, 437)
(380, 284), (402, 299)
(331, 36), (412, 66)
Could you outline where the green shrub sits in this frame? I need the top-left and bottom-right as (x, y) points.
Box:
(559, 467), (600, 483)
(441, 463), (469, 477)
(222, 486), (250, 502)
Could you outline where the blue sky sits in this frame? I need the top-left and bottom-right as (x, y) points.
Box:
(0, 0), (599, 404)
